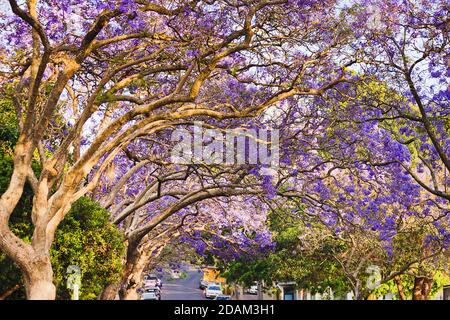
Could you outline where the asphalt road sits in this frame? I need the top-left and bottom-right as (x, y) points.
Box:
(161, 268), (207, 300)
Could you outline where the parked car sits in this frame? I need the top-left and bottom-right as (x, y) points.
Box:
(199, 280), (209, 289)
(214, 294), (232, 300)
(144, 274), (162, 288)
(205, 284), (223, 299)
(141, 288), (161, 300)
(247, 284), (258, 295)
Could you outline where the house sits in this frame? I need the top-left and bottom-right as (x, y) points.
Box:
(443, 285), (450, 300)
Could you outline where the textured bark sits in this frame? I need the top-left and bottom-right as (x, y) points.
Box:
(394, 276), (407, 300)
(120, 253), (154, 300)
(99, 282), (120, 300)
(118, 241), (147, 300)
(23, 256), (56, 300)
(0, 207), (56, 300)
(412, 277), (433, 300)
(117, 239), (166, 300)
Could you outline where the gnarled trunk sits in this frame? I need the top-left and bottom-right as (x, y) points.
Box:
(23, 256), (56, 300)
(118, 240), (148, 300)
(412, 276), (433, 300)
(117, 240), (165, 300)
(0, 214), (56, 300)
(99, 282), (120, 300)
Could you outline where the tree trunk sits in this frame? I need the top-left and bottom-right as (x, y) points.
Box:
(117, 240), (166, 300)
(353, 281), (370, 300)
(119, 263), (144, 300)
(412, 276), (433, 300)
(119, 251), (155, 300)
(118, 241), (148, 300)
(99, 282), (120, 300)
(0, 234), (55, 300)
(0, 216), (55, 300)
(121, 285), (140, 300)
(24, 257), (56, 300)
(394, 275), (407, 300)
(355, 289), (371, 300)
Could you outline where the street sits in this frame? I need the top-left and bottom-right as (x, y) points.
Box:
(158, 266), (259, 300)
(161, 268), (207, 300)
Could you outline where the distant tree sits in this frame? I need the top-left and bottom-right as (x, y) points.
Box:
(224, 199), (449, 300)
(223, 205), (351, 298)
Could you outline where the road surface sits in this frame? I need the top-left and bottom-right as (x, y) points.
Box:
(158, 266), (259, 300)
(161, 268), (207, 300)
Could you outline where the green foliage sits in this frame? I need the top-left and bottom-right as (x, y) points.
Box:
(223, 203), (351, 297)
(371, 272), (450, 300)
(0, 98), (17, 193)
(0, 98), (19, 147)
(0, 195), (125, 300)
(0, 150), (14, 195)
(51, 197), (125, 300)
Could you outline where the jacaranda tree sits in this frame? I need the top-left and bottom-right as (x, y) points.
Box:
(0, 0), (353, 299)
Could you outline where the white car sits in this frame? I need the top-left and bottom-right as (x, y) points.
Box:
(248, 285), (258, 295)
(141, 288), (161, 300)
(205, 284), (223, 299)
(144, 274), (161, 288)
